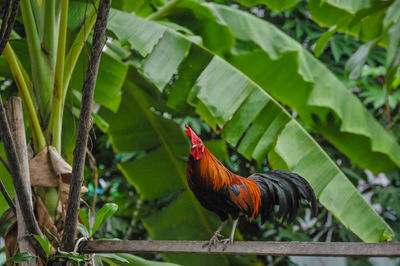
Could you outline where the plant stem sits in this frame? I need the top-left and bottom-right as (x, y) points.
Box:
(383, 84), (392, 126)
(29, 0), (43, 38)
(43, 0), (57, 69)
(87, 150), (99, 213)
(147, 0), (182, 20)
(3, 43), (46, 152)
(20, 0), (53, 124)
(54, 0), (99, 151)
(388, 110), (400, 129)
(16, 53), (38, 111)
(49, 0), (68, 153)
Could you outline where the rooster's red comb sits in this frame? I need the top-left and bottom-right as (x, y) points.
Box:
(185, 125), (201, 144)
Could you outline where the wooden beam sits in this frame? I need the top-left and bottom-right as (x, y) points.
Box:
(79, 240), (400, 257)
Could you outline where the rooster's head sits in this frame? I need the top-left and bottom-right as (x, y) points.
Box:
(185, 125), (205, 160)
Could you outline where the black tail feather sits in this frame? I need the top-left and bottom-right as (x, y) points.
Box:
(247, 170), (317, 224)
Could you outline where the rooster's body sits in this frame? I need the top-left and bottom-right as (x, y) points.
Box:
(185, 126), (317, 250)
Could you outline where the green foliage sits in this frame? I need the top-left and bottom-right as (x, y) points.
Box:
(0, 145), (13, 217)
(5, 252), (37, 264)
(308, 0), (390, 43)
(78, 209), (90, 237)
(111, 0), (165, 17)
(237, 0), (301, 12)
(30, 234), (86, 265)
(92, 203), (119, 236)
(345, 39), (380, 80)
(314, 25), (338, 58)
(100, 253), (180, 266)
(308, 0), (400, 112)
(70, 49), (128, 112)
(52, 253), (86, 263)
(79, 203), (118, 238)
(32, 234), (52, 260)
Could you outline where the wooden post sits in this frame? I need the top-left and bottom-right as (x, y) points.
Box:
(6, 97), (36, 265)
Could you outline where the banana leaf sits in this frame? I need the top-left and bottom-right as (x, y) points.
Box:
(233, 0), (300, 11)
(100, 253), (181, 266)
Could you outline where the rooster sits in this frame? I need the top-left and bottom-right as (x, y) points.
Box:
(185, 125), (317, 250)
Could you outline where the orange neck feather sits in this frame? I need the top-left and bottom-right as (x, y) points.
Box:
(193, 147), (234, 190)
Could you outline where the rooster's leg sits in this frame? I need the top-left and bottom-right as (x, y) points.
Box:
(202, 219), (228, 251)
(221, 218), (239, 251)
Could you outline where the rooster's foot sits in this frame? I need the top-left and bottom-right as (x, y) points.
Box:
(221, 238), (234, 251)
(203, 233), (223, 251)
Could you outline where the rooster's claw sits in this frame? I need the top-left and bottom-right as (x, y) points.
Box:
(203, 233), (223, 251)
(221, 238), (234, 251)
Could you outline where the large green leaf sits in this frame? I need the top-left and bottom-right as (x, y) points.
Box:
(106, 8), (394, 242)
(166, 1), (235, 54)
(233, 0), (301, 11)
(100, 253), (180, 266)
(69, 48), (127, 112)
(165, 2), (400, 173)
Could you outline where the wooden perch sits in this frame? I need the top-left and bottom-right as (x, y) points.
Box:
(62, 0), (111, 252)
(80, 240), (400, 257)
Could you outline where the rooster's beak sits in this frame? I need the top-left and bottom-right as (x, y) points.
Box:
(192, 144), (197, 148)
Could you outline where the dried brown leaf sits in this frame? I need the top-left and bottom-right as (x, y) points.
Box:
(4, 219), (18, 265)
(29, 147), (57, 187)
(36, 197), (60, 248)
